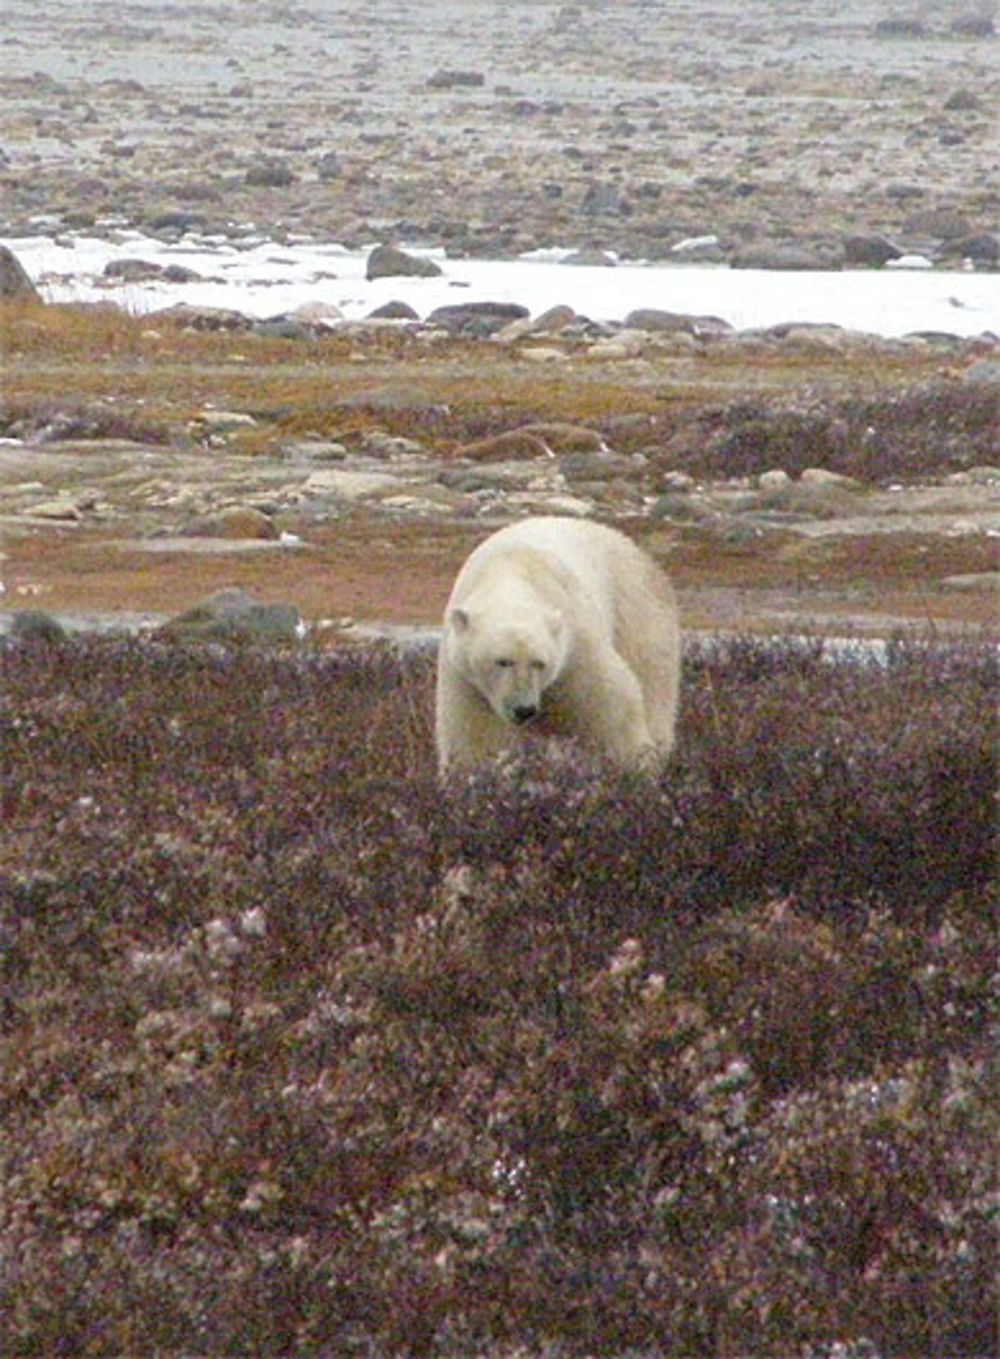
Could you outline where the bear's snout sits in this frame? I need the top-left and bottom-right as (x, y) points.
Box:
(511, 703), (539, 725)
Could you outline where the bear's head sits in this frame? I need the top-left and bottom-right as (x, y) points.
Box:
(448, 605), (568, 726)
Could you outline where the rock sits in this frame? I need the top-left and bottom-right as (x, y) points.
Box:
(9, 610), (67, 643)
(27, 498), (83, 521)
(154, 303), (254, 332)
(359, 431), (425, 457)
(842, 234), (904, 267)
(103, 258), (167, 282)
(624, 308), (731, 338)
(288, 301), (344, 327)
(453, 430), (552, 462)
(244, 158), (296, 187)
(730, 244), (841, 271)
(950, 14), (995, 37)
(196, 410), (258, 434)
(759, 469), (792, 490)
(0, 245), (41, 302)
(561, 247), (617, 267)
(315, 151), (343, 181)
(367, 300), (420, 320)
(492, 304), (578, 342)
(518, 422), (606, 454)
(158, 588), (303, 644)
(150, 209), (206, 233)
(559, 451), (637, 482)
(426, 301), (528, 336)
(366, 244), (442, 281)
(585, 332), (648, 360)
(281, 440), (348, 464)
(767, 324), (854, 353)
(426, 69), (485, 89)
(580, 182), (627, 217)
(874, 18), (926, 38)
(184, 506), (279, 540)
(301, 469), (401, 500)
(800, 468), (860, 489)
(945, 232), (999, 264)
(161, 264), (202, 283)
(252, 318), (312, 341)
(649, 494), (714, 523)
(943, 89), (981, 112)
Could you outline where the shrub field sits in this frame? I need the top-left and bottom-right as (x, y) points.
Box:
(1, 632), (996, 1356)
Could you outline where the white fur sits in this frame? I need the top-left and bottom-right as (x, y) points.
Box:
(435, 516), (680, 771)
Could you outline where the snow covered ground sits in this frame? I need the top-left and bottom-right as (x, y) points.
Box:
(5, 231), (1000, 339)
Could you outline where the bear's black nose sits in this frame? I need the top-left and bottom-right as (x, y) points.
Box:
(511, 704), (538, 724)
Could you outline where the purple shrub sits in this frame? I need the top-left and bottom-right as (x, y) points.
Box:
(1, 631), (996, 1355)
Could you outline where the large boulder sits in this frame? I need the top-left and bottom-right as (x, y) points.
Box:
(842, 234), (904, 267)
(0, 245), (41, 302)
(157, 588), (303, 645)
(366, 244), (443, 281)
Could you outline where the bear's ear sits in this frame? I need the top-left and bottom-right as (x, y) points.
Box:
(450, 607), (471, 634)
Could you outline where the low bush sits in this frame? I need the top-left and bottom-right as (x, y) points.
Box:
(1, 633), (996, 1356)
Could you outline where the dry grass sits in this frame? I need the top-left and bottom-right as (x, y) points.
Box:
(1, 299), (976, 473)
(1, 631), (996, 1356)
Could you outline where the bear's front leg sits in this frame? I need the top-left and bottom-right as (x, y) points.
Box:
(559, 649), (657, 768)
(436, 673), (518, 771)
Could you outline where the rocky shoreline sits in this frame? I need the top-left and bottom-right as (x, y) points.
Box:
(2, 0), (997, 644)
(2, 0), (997, 267)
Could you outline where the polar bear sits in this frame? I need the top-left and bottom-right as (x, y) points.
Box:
(435, 516), (680, 772)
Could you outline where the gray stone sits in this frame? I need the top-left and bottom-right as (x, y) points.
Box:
(183, 506), (280, 540)
(367, 299), (420, 320)
(158, 588), (303, 644)
(580, 181), (627, 216)
(426, 301), (529, 336)
(252, 317), (312, 341)
(945, 232), (999, 263)
(366, 244), (442, 281)
(561, 247), (617, 267)
(427, 69), (485, 89)
(154, 303), (254, 332)
(9, 610), (68, 643)
(0, 245), (41, 302)
(301, 469), (401, 500)
(842, 234), (904, 267)
(315, 151), (343, 181)
(244, 159), (296, 187)
(104, 258), (166, 282)
(624, 308), (731, 338)
(28, 498), (83, 521)
(731, 244), (841, 271)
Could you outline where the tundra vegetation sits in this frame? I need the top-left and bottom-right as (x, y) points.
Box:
(1, 630), (995, 1356)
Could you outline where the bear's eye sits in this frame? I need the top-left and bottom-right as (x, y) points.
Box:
(494, 658), (514, 669)
(530, 659), (546, 672)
